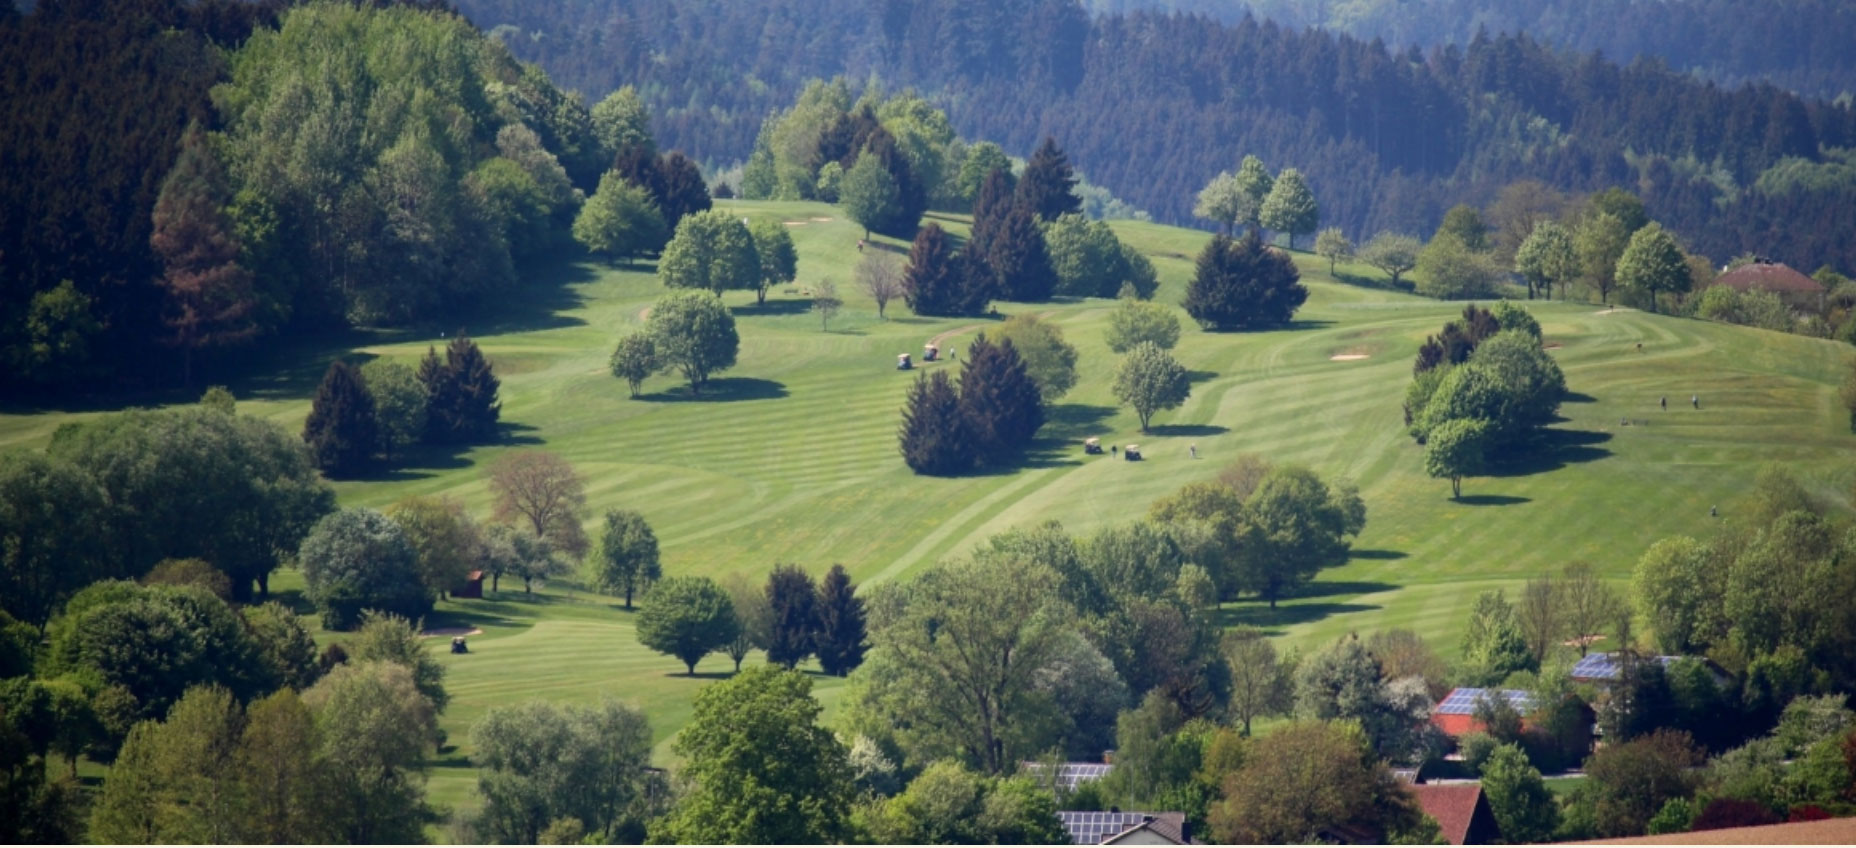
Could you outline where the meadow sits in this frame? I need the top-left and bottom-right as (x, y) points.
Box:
(8, 200), (1852, 814)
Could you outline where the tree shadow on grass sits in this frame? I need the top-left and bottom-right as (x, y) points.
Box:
(1184, 369), (1220, 384)
(639, 377), (789, 403)
(1454, 494), (1532, 506)
(737, 298), (815, 317)
(1147, 423), (1230, 438)
(1563, 391), (1599, 403)
(664, 670), (736, 680)
(444, 255), (596, 336)
(1296, 580), (1400, 598)
(1348, 549), (1407, 561)
(1486, 427), (1612, 477)
(1042, 403), (1116, 441)
(1213, 601), (1382, 635)
(1333, 271), (1410, 292)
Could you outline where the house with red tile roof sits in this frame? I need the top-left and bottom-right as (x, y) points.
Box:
(1407, 783), (1502, 845)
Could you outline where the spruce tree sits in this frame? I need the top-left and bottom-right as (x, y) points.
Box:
(150, 123), (259, 386)
(303, 361), (378, 477)
(862, 127), (926, 237)
(958, 335), (1045, 464)
(1016, 137), (1082, 222)
(981, 201), (1057, 302)
(898, 371), (971, 476)
(963, 169), (1015, 290)
(1184, 232), (1308, 330)
(813, 564), (867, 676)
(764, 563), (818, 669)
(904, 224), (985, 317)
(421, 332), (501, 444)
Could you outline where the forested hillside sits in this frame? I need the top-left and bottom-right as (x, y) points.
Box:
(1088, 0), (1856, 102)
(456, 0), (1856, 274)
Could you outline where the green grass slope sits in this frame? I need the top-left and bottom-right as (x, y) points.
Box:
(7, 200), (1853, 816)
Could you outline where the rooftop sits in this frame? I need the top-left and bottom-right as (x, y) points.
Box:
(1057, 811), (1192, 845)
(1716, 261), (1824, 294)
(1407, 784), (1489, 845)
(1435, 687), (1535, 716)
(1569, 652), (1683, 681)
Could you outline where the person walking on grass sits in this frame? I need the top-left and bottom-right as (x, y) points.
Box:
(1189, 443), (1198, 459)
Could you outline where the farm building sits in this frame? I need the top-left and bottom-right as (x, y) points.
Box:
(1407, 783), (1503, 845)
(451, 569), (484, 599)
(1713, 260), (1825, 311)
(1431, 687), (1535, 737)
(1570, 652), (1724, 688)
(1056, 811), (1195, 845)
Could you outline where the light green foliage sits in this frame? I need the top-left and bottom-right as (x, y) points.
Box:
(1415, 330), (1563, 447)
(297, 507), (429, 631)
(1514, 220), (1578, 299)
(1575, 210), (1632, 304)
(658, 209), (761, 295)
(1417, 232), (1504, 299)
(385, 494), (481, 599)
(1315, 227), (1353, 274)
(1424, 416), (1489, 498)
(1645, 797), (1695, 835)
(753, 79), (853, 201)
(634, 576), (737, 674)
(574, 172), (667, 262)
(1294, 635), (1427, 762)
(748, 218), (798, 305)
(1231, 155), (1274, 230)
(1112, 341), (1190, 432)
(655, 666), (853, 844)
(470, 698), (655, 843)
(1194, 170), (1244, 232)
(1223, 628), (1292, 736)
(1045, 213), (1128, 298)
(1105, 297), (1182, 352)
(608, 333), (658, 397)
(1490, 301), (1543, 339)
(875, 92), (956, 206)
(1241, 467), (1366, 608)
(1436, 204), (1491, 252)
(1460, 590), (1532, 686)
(589, 509), (660, 609)
(1631, 536), (1721, 654)
(1361, 231), (1422, 286)
(1259, 167), (1319, 248)
(814, 161), (843, 202)
(350, 610), (448, 713)
(993, 314), (1079, 400)
(645, 289), (739, 393)
(19, 279), (102, 383)
(89, 686), (243, 844)
(1723, 510), (1836, 658)
(846, 553), (1076, 773)
(199, 385), (236, 414)
(840, 151), (901, 239)
(1615, 222), (1692, 312)
(0, 450), (110, 628)
(1479, 743), (1561, 843)
(1175, 563), (1219, 610)
(303, 661), (437, 844)
(241, 601), (319, 691)
(589, 86), (652, 157)
(955, 141), (1013, 208)
(858, 759), (1066, 844)
(359, 360), (426, 461)
(481, 523), (564, 594)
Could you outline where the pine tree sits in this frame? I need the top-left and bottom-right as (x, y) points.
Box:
(150, 123), (259, 386)
(764, 563), (818, 669)
(303, 360), (378, 477)
(964, 169), (1015, 290)
(1184, 232), (1308, 330)
(903, 224), (986, 317)
(421, 332), (501, 444)
(1016, 136), (1082, 222)
(862, 127), (926, 237)
(813, 564), (867, 676)
(958, 335), (1045, 464)
(984, 203), (1057, 302)
(899, 371), (971, 476)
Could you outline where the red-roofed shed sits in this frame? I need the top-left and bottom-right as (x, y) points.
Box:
(1715, 261), (1825, 311)
(452, 570), (484, 599)
(1408, 784), (1502, 845)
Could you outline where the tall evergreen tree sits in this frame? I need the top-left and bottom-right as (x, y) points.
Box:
(813, 564), (867, 677)
(903, 224), (986, 317)
(764, 564), (818, 670)
(150, 123), (259, 386)
(1184, 232), (1308, 330)
(983, 203), (1057, 302)
(964, 168), (1015, 290)
(613, 145), (712, 236)
(862, 127), (927, 237)
(958, 335), (1044, 465)
(1016, 137), (1081, 222)
(840, 153), (901, 240)
(303, 361), (378, 477)
(420, 332), (501, 444)
(899, 371), (971, 476)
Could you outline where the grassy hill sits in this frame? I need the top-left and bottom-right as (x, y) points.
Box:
(9, 200), (1853, 815)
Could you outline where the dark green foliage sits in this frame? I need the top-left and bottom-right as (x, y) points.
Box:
(814, 564), (867, 676)
(1184, 231), (1307, 330)
(970, 174), (1058, 302)
(470, 698), (656, 844)
(47, 405), (335, 600)
(613, 145), (712, 235)
(860, 126), (929, 237)
(1583, 729), (1703, 837)
(635, 576), (739, 675)
(590, 509), (660, 609)
(297, 508), (432, 631)
(0, 451), (110, 628)
(958, 335), (1045, 466)
(419, 332), (501, 444)
(0, 706), (80, 843)
(1242, 466), (1367, 608)
(302, 360), (378, 477)
(765, 563), (819, 669)
(898, 370), (972, 476)
(1016, 137), (1082, 222)
(902, 223), (988, 317)
(1436, 204), (1491, 251)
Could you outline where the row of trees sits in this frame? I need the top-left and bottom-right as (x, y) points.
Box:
(633, 565), (868, 677)
(303, 333), (503, 476)
(1193, 155), (1320, 248)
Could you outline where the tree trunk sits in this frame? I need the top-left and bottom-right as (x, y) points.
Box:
(686, 660), (697, 676)
(624, 584), (634, 610)
(1451, 476), (1462, 499)
(492, 572), (500, 592)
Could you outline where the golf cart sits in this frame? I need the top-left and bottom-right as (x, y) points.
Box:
(923, 343), (940, 362)
(1124, 444), (1143, 461)
(897, 353), (912, 370)
(1084, 437), (1103, 455)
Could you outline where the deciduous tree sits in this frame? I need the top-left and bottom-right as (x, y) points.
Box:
(748, 219), (798, 307)
(635, 576), (738, 675)
(350, 610), (449, 713)
(812, 279), (842, 331)
(1576, 211), (1632, 305)
(1361, 232), (1422, 288)
(1230, 155), (1274, 233)
(590, 510), (660, 609)
(471, 698), (655, 843)
(1514, 220), (1578, 300)
(359, 361), (426, 464)
(0, 452), (109, 628)
(1209, 720), (1414, 843)
(608, 333), (658, 397)
(1106, 297), (1182, 353)
(1194, 171), (1243, 234)
(857, 252), (905, 319)
(992, 314), (1077, 401)
(645, 290), (739, 394)
(1615, 222), (1692, 313)
(658, 209), (761, 296)
(572, 172), (665, 263)
(488, 450), (588, 559)
(303, 661), (437, 844)
(1223, 628), (1291, 736)
(1423, 416), (1490, 498)
(298, 508), (430, 630)
(840, 153), (901, 240)
(1315, 227), (1353, 274)
(1259, 167), (1319, 249)
(1480, 742), (1561, 842)
(385, 495), (482, 600)
(1113, 341), (1190, 432)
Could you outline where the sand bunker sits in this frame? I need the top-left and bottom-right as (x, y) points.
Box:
(1595, 308), (1620, 314)
(420, 627), (483, 638)
(782, 221), (807, 227)
(809, 216), (832, 222)
(1330, 353), (1371, 361)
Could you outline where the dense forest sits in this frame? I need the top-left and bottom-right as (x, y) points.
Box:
(1088, 0), (1856, 101)
(456, 0), (1856, 274)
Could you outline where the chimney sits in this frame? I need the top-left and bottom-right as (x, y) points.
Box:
(1102, 749), (1115, 764)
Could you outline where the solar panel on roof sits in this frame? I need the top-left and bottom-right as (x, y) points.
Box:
(1057, 811), (1153, 844)
(1435, 687), (1534, 715)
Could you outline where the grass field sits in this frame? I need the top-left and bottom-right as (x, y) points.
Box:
(7, 200), (1853, 817)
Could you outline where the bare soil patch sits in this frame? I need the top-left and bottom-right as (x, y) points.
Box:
(1329, 353), (1371, 361)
